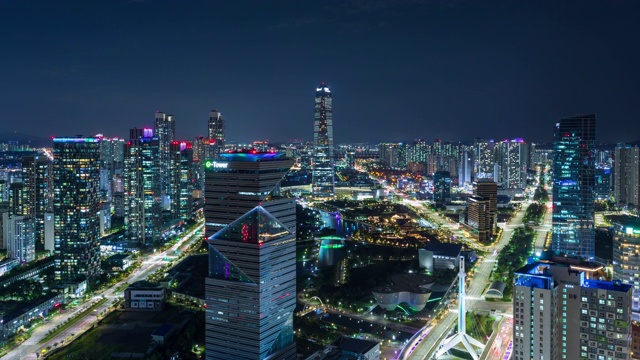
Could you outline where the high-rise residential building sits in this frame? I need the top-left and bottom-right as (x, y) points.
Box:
(124, 128), (162, 245)
(614, 144), (640, 209)
(496, 139), (527, 190)
(312, 83), (335, 199)
(457, 146), (472, 187)
(53, 136), (101, 283)
(474, 180), (497, 234)
(552, 114), (596, 260)
(21, 155), (52, 252)
(2, 214), (35, 264)
(204, 151), (296, 360)
(611, 215), (640, 321)
(155, 112), (175, 209)
(9, 183), (24, 216)
(208, 110), (225, 160)
(513, 261), (632, 360)
(433, 171), (451, 205)
(474, 138), (494, 180)
(170, 141), (194, 221)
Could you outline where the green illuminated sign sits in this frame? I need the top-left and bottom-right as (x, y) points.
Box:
(205, 160), (228, 169)
(626, 227), (640, 235)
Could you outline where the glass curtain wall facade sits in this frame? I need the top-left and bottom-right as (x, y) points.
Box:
(154, 111), (175, 207)
(20, 155), (52, 252)
(208, 110), (225, 160)
(170, 141), (194, 221)
(204, 152), (296, 360)
(312, 83), (335, 198)
(124, 128), (162, 245)
(552, 115), (596, 260)
(52, 137), (101, 283)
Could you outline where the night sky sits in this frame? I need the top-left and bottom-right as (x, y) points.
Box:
(1, 0), (639, 144)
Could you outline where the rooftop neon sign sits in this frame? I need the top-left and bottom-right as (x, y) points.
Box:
(53, 137), (100, 143)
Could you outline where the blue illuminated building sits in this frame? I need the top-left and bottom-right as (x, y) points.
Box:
(551, 114), (596, 260)
(204, 152), (296, 360)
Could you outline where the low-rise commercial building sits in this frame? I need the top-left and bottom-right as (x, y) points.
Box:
(124, 281), (165, 311)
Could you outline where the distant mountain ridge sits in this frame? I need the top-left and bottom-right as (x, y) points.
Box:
(0, 132), (51, 147)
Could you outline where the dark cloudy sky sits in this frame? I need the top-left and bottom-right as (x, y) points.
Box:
(1, 0), (639, 144)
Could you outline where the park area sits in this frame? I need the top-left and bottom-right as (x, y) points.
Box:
(48, 304), (201, 360)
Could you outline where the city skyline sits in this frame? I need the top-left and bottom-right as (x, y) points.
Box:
(1, 1), (640, 143)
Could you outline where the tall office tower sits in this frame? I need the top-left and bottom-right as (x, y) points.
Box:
(208, 110), (225, 160)
(466, 196), (491, 242)
(614, 144), (640, 209)
(458, 147), (473, 187)
(170, 141), (194, 221)
(473, 180), (497, 235)
(611, 215), (640, 321)
(124, 128), (162, 245)
(433, 171), (451, 205)
(21, 155), (52, 251)
(513, 262), (632, 360)
(312, 83), (335, 199)
(53, 136), (101, 283)
(3, 215), (35, 264)
(155, 111), (175, 209)
(204, 151), (296, 360)
(552, 114), (596, 260)
(497, 139), (527, 190)
(378, 143), (399, 168)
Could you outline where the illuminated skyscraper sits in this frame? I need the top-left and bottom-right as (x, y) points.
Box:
(208, 110), (225, 160)
(552, 114), (596, 260)
(204, 151), (296, 360)
(614, 144), (640, 209)
(474, 138), (494, 179)
(124, 128), (161, 245)
(155, 111), (175, 208)
(53, 136), (101, 283)
(20, 155), (52, 252)
(170, 141), (194, 221)
(312, 83), (334, 198)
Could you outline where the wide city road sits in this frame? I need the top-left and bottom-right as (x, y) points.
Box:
(404, 202), (530, 360)
(5, 223), (203, 360)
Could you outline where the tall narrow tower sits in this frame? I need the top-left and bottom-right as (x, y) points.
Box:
(312, 83), (334, 199)
(436, 256), (485, 360)
(204, 151), (296, 360)
(208, 110), (225, 159)
(155, 111), (175, 207)
(552, 114), (596, 260)
(53, 136), (101, 283)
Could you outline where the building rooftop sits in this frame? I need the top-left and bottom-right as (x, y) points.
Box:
(331, 336), (378, 354)
(583, 279), (632, 293)
(608, 215), (640, 230)
(372, 273), (434, 294)
(151, 323), (174, 337)
(423, 241), (463, 256)
(219, 151), (287, 162)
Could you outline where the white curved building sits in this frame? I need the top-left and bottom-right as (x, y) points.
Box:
(371, 274), (434, 312)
